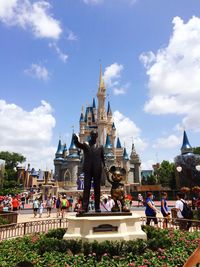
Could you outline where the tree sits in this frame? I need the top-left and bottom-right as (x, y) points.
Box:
(156, 160), (176, 189)
(193, 147), (200, 155)
(0, 151), (26, 170)
(0, 151), (26, 193)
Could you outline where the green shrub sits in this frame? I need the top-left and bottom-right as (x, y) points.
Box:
(0, 216), (9, 225)
(45, 228), (66, 239)
(1, 227), (200, 266)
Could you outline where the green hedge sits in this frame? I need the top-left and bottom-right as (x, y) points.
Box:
(0, 227), (200, 266)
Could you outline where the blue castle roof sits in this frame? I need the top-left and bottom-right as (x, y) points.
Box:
(69, 134), (77, 150)
(123, 147), (129, 160)
(105, 134), (112, 149)
(56, 139), (63, 156)
(93, 97), (96, 108)
(116, 137), (122, 148)
(181, 130), (193, 154)
(107, 101), (112, 115)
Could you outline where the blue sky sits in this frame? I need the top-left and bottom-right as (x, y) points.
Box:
(0, 0), (200, 170)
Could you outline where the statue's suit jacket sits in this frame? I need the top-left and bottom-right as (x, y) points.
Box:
(75, 141), (105, 175)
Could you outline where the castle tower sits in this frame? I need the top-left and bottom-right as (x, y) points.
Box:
(123, 147), (129, 182)
(97, 65), (107, 146)
(115, 137), (123, 166)
(128, 142), (141, 184)
(54, 139), (64, 184)
(65, 133), (80, 188)
(79, 106), (86, 143)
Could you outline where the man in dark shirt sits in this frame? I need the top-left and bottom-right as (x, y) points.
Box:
(73, 131), (105, 213)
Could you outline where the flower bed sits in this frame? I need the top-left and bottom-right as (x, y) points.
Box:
(0, 226), (200, 266)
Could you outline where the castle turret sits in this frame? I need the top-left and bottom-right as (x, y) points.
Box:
(55, 139), (63, 158)
(128, 142), (141, 184)
(181, 130), (193, 154)
(79, 106), (86, 142)
(123, 147), (129, 182)
(65, 133), (80, 189)
(93, 97), (97, 122)
(115, 137), (123, 166)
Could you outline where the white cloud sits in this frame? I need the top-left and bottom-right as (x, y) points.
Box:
(103, 63), (129, 96)
(141, 159), (154, 170)
(104, 63), (123, 87)
(67, 30), (78, 41)
(140, 16), (200, 131)
(49, 42), (68, 63)
(24, 63), (50, 81)
(113, 110), (148, 155)
(0, 0), (62, 39)
(153, 134), (181, 149)
(0, 100), (56, 169)
(83, 0), (104, 5)
(113, 87), (126, 95)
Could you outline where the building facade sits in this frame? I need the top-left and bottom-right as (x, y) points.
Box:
(54, 66), (141, 189)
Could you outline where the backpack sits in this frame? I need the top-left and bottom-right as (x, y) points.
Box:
(181, 200), (193, 219)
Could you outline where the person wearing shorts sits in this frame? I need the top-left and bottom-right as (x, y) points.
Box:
(145, 192), (160, 227)
(161, 192), (170, 228)
(46, 197), (53, 217)
(33, 198), (39, 217)
(61, 195), (69, 218)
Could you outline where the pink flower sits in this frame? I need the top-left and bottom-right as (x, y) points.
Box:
(162, 256), (166, 259)
(128, 263), (135, 267)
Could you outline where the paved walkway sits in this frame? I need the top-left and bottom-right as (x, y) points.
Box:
(15, 200), (177, 223)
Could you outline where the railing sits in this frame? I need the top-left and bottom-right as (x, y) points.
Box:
(0, 211), (18, 224)
(0, 218), (68, 241)
(141, 216), (200, 231)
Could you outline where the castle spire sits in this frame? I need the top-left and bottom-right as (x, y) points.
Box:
(107, 101), (112, 116)
(99, 64), (105, 91)
(123, 147), (129, 161)
(181, 130), (193, 154)
(116, 137), (122, 149)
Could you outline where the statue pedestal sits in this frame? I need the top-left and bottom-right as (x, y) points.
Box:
(63, 212), (146, 242)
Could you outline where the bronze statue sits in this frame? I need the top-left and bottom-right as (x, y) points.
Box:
(73, 131), (105, 213)
(106, 166), (130, 212)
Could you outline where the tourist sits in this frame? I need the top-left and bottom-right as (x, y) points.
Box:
(161, 192), (170, 228)
(46, 197), (53, 217)
(33, 198), (39, 218)
(68, 195), (73, 211)
(20, 194), (25, 209)
(39, 200), (44, 218)
(183, 243), (200, 267)
(137, 193), (143, 207)
(175, 191), (191, 231)
(100, 198), (109, 211)
(145, 192), (160, 227)
(12, 196), (19, 212)
(56, 195), (61, 217)
(107, 195), (114, 211)
(61, 195), (69, 218)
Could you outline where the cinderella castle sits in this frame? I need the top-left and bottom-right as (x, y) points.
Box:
(54, 66), (141, 190)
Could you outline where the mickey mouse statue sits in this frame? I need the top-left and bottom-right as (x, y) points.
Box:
(106, 166), (130, 212)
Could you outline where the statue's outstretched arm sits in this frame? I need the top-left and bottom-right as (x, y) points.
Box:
(73, 134), (85, 150)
